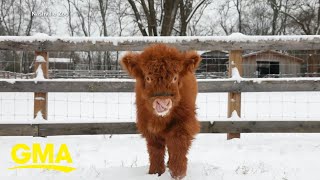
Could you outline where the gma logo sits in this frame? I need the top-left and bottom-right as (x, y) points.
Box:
(9, 143), (76, 173)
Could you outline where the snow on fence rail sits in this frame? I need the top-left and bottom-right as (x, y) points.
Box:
(0, 71), (34, 79)
(1, 35), (320, 138)
(0, 34), (320, 51)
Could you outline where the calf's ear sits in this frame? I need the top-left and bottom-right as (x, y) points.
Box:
(181, 51), (201, 75)
(120, 52), (142, 78)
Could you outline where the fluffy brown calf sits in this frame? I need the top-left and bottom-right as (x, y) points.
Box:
(121, 44), (201, 179)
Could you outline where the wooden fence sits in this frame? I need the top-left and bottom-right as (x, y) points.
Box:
(48, 70), (228, 79)
(0, 71), (34, 79)
(2, 121), (320, 136)
(0, 70), (228, 79)
(0, 35), (320, 138)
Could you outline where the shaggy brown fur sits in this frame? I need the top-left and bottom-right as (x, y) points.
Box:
(121, 44), (201, 179)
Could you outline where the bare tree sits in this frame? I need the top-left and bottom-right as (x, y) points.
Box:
(127, 0), (209, 36)
(25, 0), (37, 36)
(0, 0), (25, 35)
(97, 0), (108, 70)
(71, 0), (99, 69)
(0, 0), (48, 72)
(218, 0), (236, 35)
(233, 0), (243, 33)
(185, 0), (211, 35)
(98, 0), (108, 36)
(279, 0), (320, 35)
(161, 0), (180, 35)
(66, 0), (76, 36)
(268, 0), (281, 35)
(127, 0), (148, 35)
(114, 0), (132, 69)
(179, 0), (193, 36)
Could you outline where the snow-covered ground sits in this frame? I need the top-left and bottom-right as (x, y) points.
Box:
(1, 91), (320, 179)
(1, 134), (320, 180)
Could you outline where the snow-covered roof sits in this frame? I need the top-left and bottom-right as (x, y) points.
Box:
(200, 50), (229, 57)
(243, 50), (304, 63)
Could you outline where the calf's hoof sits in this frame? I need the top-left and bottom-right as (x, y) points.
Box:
(148, 165), (165, 176)
(170, 171), (186, 180)
(170, 174), (186, 180)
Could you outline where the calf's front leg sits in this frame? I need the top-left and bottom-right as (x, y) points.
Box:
(166, 134), (192, 179)
(146, 136), (166, 176)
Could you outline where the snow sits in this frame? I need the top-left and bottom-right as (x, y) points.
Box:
(49, 58), (71, 63)
(1, 75), (320, 179)
(34, 97), (45, 101)
(231, 67), (242, 83)
(34, 111), (44, 121)
(34, 65), (45, 83)
(229, 110), (241, 120)
(0, 34), (319, 44)
(253, 79), (262, 84)
(228, 32), (248, 41)
(0, 87), (320, 179)
(36, 56), (46, 62)
(32, 33), (49, 37)
(1, 134), (320, 180)
(5, 79), (16, 84)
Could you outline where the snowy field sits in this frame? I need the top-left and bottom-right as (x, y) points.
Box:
(1, 134), (320, 180)
(1, 92), (320, 179)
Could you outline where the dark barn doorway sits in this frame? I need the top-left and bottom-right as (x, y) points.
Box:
(257, 61), (279, 78)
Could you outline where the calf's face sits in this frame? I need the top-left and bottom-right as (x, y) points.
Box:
(121, 44), (200, 117)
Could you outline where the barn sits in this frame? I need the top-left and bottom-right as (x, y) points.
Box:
(199, 50), (304, 78)
(242, 50), (304, 78)
(307, 53), (320, 77)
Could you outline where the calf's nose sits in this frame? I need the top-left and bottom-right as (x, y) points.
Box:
(152, 98), (172, 113)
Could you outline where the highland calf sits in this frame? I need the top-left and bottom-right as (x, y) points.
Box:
(121, 44), (201, 179)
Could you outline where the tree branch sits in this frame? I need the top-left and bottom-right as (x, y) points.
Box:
(279, 9), (310, 34)
(127, 0), (148, 36)
(186, 0), (206, 23)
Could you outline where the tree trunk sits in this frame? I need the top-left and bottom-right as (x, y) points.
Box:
(140, 0), (152, 36)
(235, 0), (242, 33)
(179, 0), (192, 36)
(161, 0), (179, 36)
(98, 0), (108, 36)
(25, 12), (34, 36)
(317, 0), (320, 34)
(268, 0), (279, 35)
(148, 0), (158, 36)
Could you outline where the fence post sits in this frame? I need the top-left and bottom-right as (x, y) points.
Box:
(227, 50), (242, 140)
(34, 51), (49, 120)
